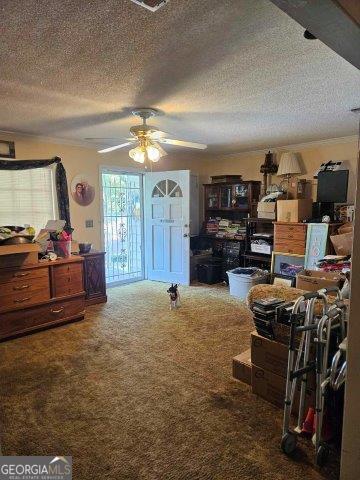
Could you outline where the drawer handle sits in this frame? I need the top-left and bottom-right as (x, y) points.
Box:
(13, 272), (29, 278)
(14, 297), (31, 303)
(13, 284), (30, 291)
(51, 307), (64, 314)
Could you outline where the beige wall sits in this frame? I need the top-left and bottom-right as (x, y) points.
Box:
(0, 132), (206, 250)
(200, 138), (358, 199)
(1, 132), (357, 248)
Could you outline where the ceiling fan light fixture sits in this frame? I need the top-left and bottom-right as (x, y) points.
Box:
(146, 145), (160, 162)
(129, 146), (145, 163)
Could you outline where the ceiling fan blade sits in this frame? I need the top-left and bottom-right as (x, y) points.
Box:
(152, 142), (167, 157)
(148, 130), (168, 140)
(85, 137), (125, 141)
(98, 142), (133, 153)
(158, 138), (207, 149)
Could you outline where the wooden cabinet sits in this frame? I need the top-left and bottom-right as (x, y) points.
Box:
(204, 181), (261, 216)
(81, 251), (107, 306)
(274, 222), (308, 255)
(0, 256), (85, 341)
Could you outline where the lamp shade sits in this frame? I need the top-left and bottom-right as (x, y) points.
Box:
(277, 152), (301, 176)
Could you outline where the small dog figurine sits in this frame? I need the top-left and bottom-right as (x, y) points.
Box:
(167, 283), (180, 310)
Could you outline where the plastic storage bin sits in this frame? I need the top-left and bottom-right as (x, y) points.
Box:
(197, 259), (223, 284)
(227, 268), (268, 299)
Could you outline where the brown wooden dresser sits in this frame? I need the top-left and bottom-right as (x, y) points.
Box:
(273, 222), (308, 255)
(273, 221), (344, 256)
(0, 254), (85, 341)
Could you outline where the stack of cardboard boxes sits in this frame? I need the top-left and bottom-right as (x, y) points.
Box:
(233, 331), (315, 413)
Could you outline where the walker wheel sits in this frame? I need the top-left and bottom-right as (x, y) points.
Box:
(281, 432), (297, 455)
(316, 444), (329, 467)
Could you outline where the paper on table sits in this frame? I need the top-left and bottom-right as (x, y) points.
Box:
(45, 220), (66, 231)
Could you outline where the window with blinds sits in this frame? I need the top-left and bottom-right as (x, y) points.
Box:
(0, 167), (56, 233)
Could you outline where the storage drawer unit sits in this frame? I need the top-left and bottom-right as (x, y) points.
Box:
(0, 265), (48, 285)
(0, 266), (50, 313)
(0, 295), (85, 339)
(274, 222), (307, 255)
(0, 255), (85, 340)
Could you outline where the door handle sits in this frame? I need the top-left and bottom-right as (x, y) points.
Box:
(13, 284), (30, 291)
(13, 272), (29, 278)
(14, 297), (31, 303)
(183, 234), (189, 238)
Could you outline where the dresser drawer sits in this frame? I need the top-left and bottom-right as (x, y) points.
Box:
(0, 286), (51, 313)
(53, 262), (82, 277)
(0, 296), (85, 338)
(274, 240), (306, 255)
(274, 224), (307, 241)
(53, 272), (84, 298)
(0, 275), (50, 298)
(0, 266), (48, 285)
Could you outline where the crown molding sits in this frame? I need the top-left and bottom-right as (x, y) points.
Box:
(0, 130), (357, 158)
(220, 135), (358, 159)
(0, 129), (95, 150)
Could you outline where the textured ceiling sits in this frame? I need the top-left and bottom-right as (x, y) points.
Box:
(0, 0), (359, 155)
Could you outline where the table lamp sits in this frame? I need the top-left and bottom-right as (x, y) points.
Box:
(277, 152), (301, 198)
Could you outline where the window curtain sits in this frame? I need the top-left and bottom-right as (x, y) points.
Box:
(0, 156), (71, 227)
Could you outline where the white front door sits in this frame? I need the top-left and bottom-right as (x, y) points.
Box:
(145, 170), (190, 285)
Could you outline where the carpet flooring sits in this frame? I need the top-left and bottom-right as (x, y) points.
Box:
(0, 281), (339, 479)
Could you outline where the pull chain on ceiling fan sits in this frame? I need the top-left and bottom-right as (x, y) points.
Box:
(96, 108), (207, 164)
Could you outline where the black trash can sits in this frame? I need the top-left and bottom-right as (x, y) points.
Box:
(197, 259), (223, 284)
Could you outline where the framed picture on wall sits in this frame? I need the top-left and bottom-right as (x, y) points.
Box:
(271, 252), (305, 278)
(0, 140), (15, 159)
(71, 174), (95, 206)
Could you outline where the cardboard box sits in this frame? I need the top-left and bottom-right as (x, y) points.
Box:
(251, 364), (315, 413)
(296, 269), (342, 292)
(251, 331), (288, 377)
(257, 211), (276, 220)
(330, 232), (353, 256)
(251, 331), (315, 387)
(287, 178), (310, 199)
(272, 321), (300, 347)
(257, 202), (276, 220)
(257, 202), (276, 213)
(277, 199), (313, 223)
(0, 243), (39, 268)
(232, 349), (252, 385)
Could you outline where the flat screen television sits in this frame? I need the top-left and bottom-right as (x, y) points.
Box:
(317, 170), (349, 203)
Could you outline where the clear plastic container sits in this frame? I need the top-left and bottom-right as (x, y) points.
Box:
(53, 240), (71, 258)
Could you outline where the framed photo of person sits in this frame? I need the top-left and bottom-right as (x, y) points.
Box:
(71, 174), (95, 206)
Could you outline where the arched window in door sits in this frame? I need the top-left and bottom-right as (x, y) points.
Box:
(152, 179), (183, 198)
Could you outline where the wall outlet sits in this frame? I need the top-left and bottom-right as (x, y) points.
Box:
(85, 219), (94, 228)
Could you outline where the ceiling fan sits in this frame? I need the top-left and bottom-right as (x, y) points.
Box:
(93, 108), (207, 164)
